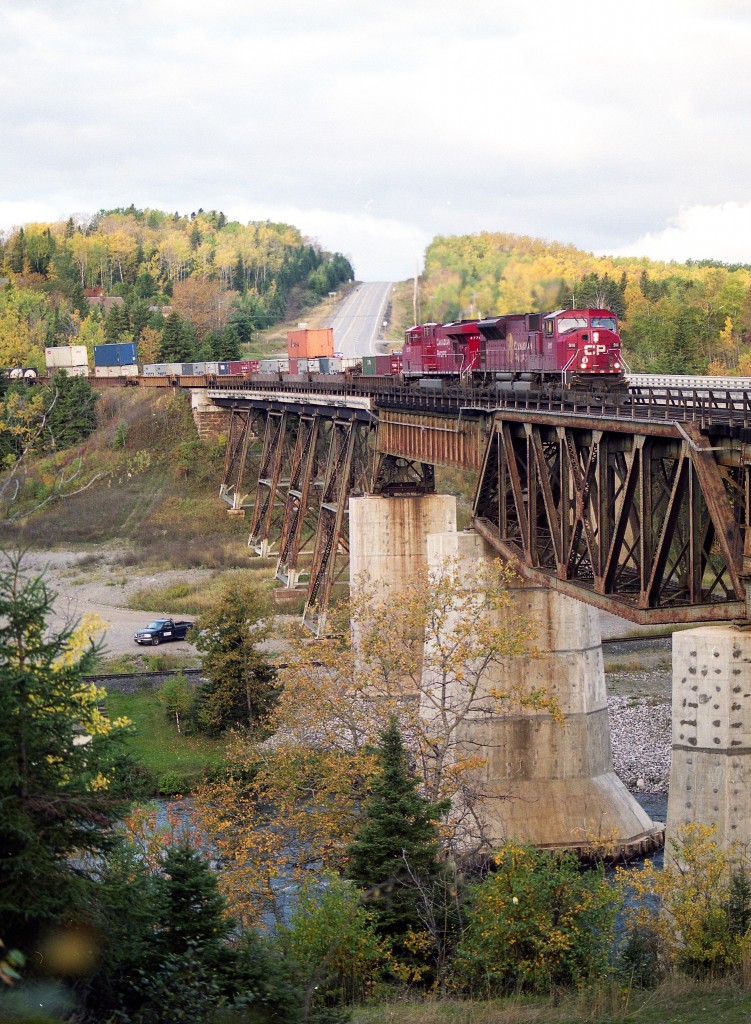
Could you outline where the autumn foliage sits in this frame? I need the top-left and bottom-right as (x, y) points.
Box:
(194, 557), (551, 928)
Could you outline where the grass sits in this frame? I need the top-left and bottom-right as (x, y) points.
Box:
(106, 687), (227, 794)
(603, 657), (672, 674)
(350, 978), (751, 1024)
(126, 562), (277, 615)
(97, 651), (199, 674)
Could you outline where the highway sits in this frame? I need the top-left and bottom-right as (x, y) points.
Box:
(323, 281), (392, 357)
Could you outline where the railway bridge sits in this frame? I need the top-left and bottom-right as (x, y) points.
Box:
(196, 376), (751, 859)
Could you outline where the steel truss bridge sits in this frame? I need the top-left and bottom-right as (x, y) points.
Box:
(212, 375), (751, 634)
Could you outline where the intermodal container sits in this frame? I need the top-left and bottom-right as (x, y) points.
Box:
(203, 362), (218, 375)
(93, 342), (137, 367)
(318, 357), (343, 374)
(45, 345), (88, 369)
(49, 364), (89, 378)
(295, 358), (320, 373)
(259, 358), (289, 374)
(287, 327), (334, 360)
(94, 344), (120, 367)
(94, 364), (138, 378)
(227, 359), (260, 375)
(375, 355), (394, 375)
(361, 356), (377, 376)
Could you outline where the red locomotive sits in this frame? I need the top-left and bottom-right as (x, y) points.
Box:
(402, 308), (624, 390)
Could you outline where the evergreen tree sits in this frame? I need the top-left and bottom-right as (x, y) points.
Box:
(191, 575), (276, 733)
(44, 372), (98, 449)
(345, 716), (448, 945)
(0, 554), (130, 954)
(104, 302), (130, 343)
(155, 844), (230, 964)
(125, 297), (152, 342)
(159, 311), (194, 362)
(217, 323), (241, 361)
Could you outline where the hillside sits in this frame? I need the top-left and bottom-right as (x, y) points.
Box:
(418, 232), (751, 375)
(0, 205), (354, 374)
(0, 385), (247, 567)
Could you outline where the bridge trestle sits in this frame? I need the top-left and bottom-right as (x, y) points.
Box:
(474, 415), (747, 623)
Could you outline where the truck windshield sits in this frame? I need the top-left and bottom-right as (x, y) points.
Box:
(591, 316), (617, 330)
(148, 620), (166, 630)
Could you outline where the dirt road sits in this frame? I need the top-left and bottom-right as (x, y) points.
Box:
(11, 547), (206, 661)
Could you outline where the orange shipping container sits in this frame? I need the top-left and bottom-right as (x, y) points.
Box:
(287, 327), (334, 360)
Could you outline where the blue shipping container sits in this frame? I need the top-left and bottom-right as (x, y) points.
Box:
(93, 344), (120, 367)
(93, 342), (138, 367)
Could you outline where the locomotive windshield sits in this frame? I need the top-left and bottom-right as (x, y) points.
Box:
(591, 316), (617, 330)
(557, 316), (588, 334)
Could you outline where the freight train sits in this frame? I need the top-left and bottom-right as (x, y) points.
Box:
(137, 307), (625, 393)
(39, 306), (625, 397)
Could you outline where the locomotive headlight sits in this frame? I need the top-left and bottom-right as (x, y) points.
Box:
(593, 331), (599, 342)
(614, 362), (621, 370)
(581, 357), (589, 367)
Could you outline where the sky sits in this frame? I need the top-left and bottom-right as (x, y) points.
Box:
(1, 0), (751, 282)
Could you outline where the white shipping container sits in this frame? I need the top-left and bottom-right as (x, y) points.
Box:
(94, 364), (138, 378)
(49, 364), (89, 378)
(259, 358), (290, 374)
(45, 345), (88, 369)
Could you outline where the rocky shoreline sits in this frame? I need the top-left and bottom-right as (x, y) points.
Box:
(608, 695), (671, 794)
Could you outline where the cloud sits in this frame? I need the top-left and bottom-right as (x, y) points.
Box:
(605, 203), (751, 265)
(0, 200), (64, 232)
(1, 1), (751, 280)
(223, 202), (430, 281)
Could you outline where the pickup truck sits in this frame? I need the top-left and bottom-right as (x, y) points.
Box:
(134, 618), (194, 646)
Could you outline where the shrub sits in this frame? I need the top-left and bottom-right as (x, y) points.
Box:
(451, 842), (620, 995)
(157, 769), (194, 796)
(618, 822), (751, 978)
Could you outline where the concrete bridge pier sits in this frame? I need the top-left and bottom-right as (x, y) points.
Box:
(667, 627), (751, 853)
(349, 493), (663, 857)
(423, 530), (664, 856)
(349, 493), (457, 593)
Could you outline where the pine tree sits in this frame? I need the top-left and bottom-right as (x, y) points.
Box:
(191, 575), (276, 733)
(345, 716), (448, 944)
(0, 554), (130, 953)
(44, 372), (97, 448)
(159, 311), (194, 362)
(217, 323), (241, 361)
(156, 844), (230, 963)
(104, 302), (130, 343)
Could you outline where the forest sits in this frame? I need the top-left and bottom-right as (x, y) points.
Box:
(418, 232), (751, 375)
(4, 549), (751, 1024)
(0, 206), (354, 371)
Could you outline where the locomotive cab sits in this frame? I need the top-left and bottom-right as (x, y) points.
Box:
(544, 308), (623, 383)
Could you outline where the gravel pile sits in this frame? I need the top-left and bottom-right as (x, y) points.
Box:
(608, 696), (671, 794)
